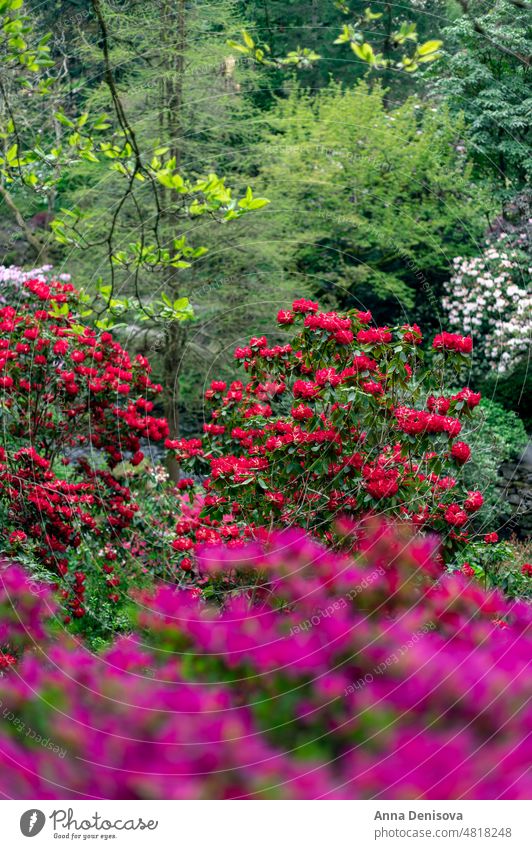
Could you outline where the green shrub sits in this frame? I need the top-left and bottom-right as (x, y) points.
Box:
(481, 363), (532, 432)
(461, 398), (528, 526)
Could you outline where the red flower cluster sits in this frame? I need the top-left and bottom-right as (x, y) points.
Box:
(443, 504), (469, 527)
(292, 298), (318, 314)
(293, 379), (321, 399)
(0, 276), (167, 612)
(357, 327), (392, 345)
(451, 441), (471, 464)
(433, 332), (473, 354)
(394, 407), (462, 438)
(303, 311), (354, 343)
(453, 387), (482, 408)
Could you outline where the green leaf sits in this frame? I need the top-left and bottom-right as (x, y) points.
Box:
(417, 40), (443, 56)
(248, 197), (270, 210)
(363, 7), (382, 21)
(351, 42), (375, 64)
(417, 52), (442, 64)
(173, 297), (190, 311)
(333, 25), (353, 45)
(226, 40), (250, 55)
(55, 111), (74, 128)
(242, 30), (254, 49)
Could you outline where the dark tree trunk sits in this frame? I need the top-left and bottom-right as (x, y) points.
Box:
(159, 0), (187, 482)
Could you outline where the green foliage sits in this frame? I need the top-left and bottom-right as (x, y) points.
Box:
(461, 397), (528, 525)
(451, 537), (532, 600)
(256, 81), (487, 319)
(431, 0), (532, 198)
(0, 0), (269, 308)
(233, 0), (446, 102)
(478, 398), (529, 454)
(481, 362), (532, 431)
(0, 0), (52, 74)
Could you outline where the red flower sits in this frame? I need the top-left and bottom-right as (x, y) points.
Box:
(177, 478), (195, 490)
(293, 380), (321, 400)
(53, 339), (69, 355)
(291, 404), (313, 421)
(172, 537), (194, 551)
(315, 368), (341, 387)
(464, 490), (483, 512)
(357, 327), (392, 345)
(427, 395), (450, 414)
(521, 563), (532, 577)
(9, 530), (27, 544)
(0, 653), (16, 670)
(432, 332), (473, 354)
(444, 504), (468, 527)
(352, 354), (377, 372)
(203, 423), (225, 435)
(402, 323), (422, 344)
(234, 346), (252, 359)
(277, 309), (295, 325)
(367, 477), (399, 499)
(292, 298), (318, 314)
(249, 336), (267, 348)
(265, 491), (285, 507)
(451, 441), (471, 464)
(365, 467), (400, 499)
(484, 532), (499, 544)
(362, 380), (383, 396)
(334, 330), (354, 344)
(453, 387), (481, 408)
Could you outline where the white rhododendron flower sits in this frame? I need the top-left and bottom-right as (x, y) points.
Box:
(442, 230), (531, 374)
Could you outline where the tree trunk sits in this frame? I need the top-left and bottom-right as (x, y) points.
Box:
(159, 0), (187, 482)
(382, 2), (393, 110)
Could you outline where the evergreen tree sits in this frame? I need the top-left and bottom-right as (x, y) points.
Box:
(431, 0), (531, 201)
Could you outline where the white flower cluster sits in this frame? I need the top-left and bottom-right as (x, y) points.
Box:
(443, 232), (531, 374)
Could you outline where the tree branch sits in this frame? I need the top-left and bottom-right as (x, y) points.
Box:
(0, 183), (48, 261)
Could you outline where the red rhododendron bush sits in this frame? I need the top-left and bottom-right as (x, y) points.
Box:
(168, 298), (487, 568)
(0, 274), (168, 621)
(0, 521), (530, 800)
